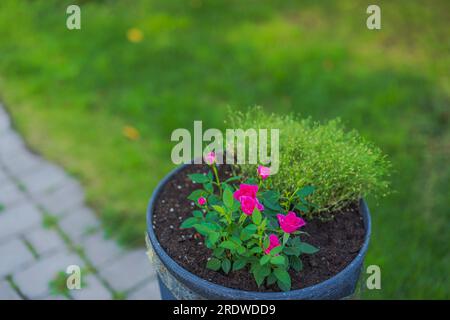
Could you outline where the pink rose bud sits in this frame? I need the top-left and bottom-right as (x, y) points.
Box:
(204, 151), (216, 165)
(264, 234), (281, 255)
(277, 211), (306, 233)
(198, 197), (207, 206)
(257, 165), (271, 179)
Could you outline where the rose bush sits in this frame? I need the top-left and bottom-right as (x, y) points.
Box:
(181, 152), (318, 291)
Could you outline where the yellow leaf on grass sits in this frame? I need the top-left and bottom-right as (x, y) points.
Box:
(127, 28), (143, 43)
(123, 125), (140, 141)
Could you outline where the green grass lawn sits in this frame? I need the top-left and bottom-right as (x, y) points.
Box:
(0, 0), (448, 299)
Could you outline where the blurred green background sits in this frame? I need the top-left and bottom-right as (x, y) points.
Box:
(0, 0), (448, 299)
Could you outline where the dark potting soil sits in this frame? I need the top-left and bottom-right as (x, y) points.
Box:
(152, 164), (365, 292)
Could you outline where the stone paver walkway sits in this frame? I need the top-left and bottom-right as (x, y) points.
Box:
(0, 104), (160, 300)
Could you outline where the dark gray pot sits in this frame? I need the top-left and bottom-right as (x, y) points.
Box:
(146, 164), (371, 300)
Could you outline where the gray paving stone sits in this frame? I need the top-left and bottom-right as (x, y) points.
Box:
(0, 182), (27, 208)
(34, 180), (85, 216)
(0, 106), (11, 135)
(0, 168), (9, 183)
(13, 251), (84, 299)
(1, 149), (44, 178)
(0, 131), (25, 157)
(127, 279), (161, 300)
(1, 105), (161, 301)
(0, 203), (42, 242)
(0, 238), (35, 277)
(25, 228), (66, 256)
(59, 207), (100, 243)
(71, 274), (112, 300)
(18, 164), (67, 196)
(0, 280), (21, 300)
(100, 250), (155, 292)
(81, 232), (123, 268)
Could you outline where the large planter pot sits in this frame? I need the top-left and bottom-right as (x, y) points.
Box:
(146, 164), (371, 300)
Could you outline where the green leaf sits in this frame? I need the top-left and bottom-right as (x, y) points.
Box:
(225, 176), (242, 183)
(266, 273), (277, 286)
(264, 200), (283, 211)
(243, 178), (258, 185)
(213, 247), (225, 257)
(262, 237), (270, 251)
(230, 236), (242, 245)
(204, 182), (214, 193)
(290, 256), (303, 272)
(254, 273), (265, 287)
(193, 223), (217, 236)
(240, 230), (252, 241)
(222, 183), (234, 193)
(261, 190), (280, 202)
(260, 255), (271, 265)
(274, 268), (291, 289)
(223, 188), (234, 209)
(237, 245), (246, 255)
(207, 194), (221, 205)
(222, 259), (231, 274)
(270, 255), (286, 265)
(290, 237), (301, 247)
(219, 241), (237, 250)
(206, 258), (221, 271)
(283, 233), (290, 246)
(296, 186), (315, 198)
(284, 246), (301, 256)
(231, 200), (241, 212)
(260, 191), (283, 211)
(180, 217), (198, 229)
(249, 246), (263, 254)
(240, 224), (257, 241)
(252, 209), (262, 225)
(205, 211), (218, 222)
(208, 232), (220, 245)
(299, 242), (319, 254)
(294, 203), (308, 212)
(244, 224), (258, 233)
(277, 279), (291, 292)
(253, 264), (271, 287)
(269, 246), (283, 256)
(192, 210), (203, 218)
(187, 189), (206, 201)
(188, 173), (210, 183)
(232, 259), (247, 271)
(212, 205), (226, 216)
(260, 191), (282, 210)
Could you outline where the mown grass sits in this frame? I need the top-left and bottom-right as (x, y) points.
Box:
(0, 0), (448, 298)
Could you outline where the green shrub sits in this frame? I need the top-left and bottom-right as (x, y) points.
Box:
(228, 107), (391, 215)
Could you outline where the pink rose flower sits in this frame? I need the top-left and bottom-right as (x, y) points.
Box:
(240, 196), (256, 215)
(264, 234), (281, 255)
(239, 196), (264, 215)
(204, 151), (216, 165)
(233, 184), (258, 200)
(277, 211), (306, 233)
(233, 184), (264, 215)
(197, 197), (206, 206)
(257, 165), (271, 179)
(233, 183), (264, 215)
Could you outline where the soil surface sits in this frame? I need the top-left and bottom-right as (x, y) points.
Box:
(152, 164), (365, 292)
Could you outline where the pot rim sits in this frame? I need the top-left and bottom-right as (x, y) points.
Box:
(146, 163), (371, 298)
